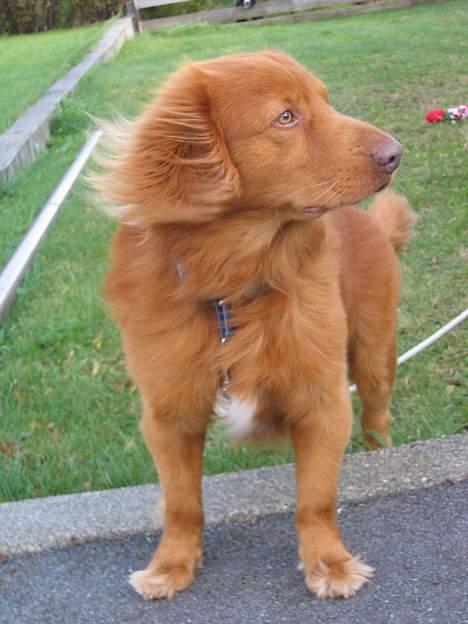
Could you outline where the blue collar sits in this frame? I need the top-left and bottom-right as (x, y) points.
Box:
(213, 298), (235, 343)
(176, 263), (235, 343)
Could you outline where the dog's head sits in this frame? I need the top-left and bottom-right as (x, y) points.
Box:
(95, 50), (402, 226)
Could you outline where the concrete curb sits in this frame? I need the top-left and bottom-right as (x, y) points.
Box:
(0, 17), (134, 184)
(0, 434), (466, 555)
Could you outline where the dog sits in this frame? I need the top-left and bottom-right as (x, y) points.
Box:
(93, 50), (415, 600)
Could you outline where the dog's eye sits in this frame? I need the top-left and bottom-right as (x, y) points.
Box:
(273, 110), (298, 128)
(278, 111), (295, 124)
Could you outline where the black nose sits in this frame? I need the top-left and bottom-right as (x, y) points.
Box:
(371, 139), (404, 174)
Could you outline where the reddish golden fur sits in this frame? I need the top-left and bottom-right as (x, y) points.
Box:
(94, 51), (415, 600)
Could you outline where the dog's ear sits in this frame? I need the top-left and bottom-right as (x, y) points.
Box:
(93, 64), (240, 226)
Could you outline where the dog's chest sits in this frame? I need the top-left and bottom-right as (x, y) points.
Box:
(214, 389), (258, 439)
(212, 286), (345, 439)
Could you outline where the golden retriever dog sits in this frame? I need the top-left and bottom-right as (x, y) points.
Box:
(93, 50), (415, 600)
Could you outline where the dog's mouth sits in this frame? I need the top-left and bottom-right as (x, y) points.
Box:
(302, 176), (392, 217)
(303, 206), (328, 218)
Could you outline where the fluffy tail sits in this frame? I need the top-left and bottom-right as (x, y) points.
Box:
(368, 189), (417, 251)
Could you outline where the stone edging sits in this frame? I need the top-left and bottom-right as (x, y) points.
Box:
(0, 17), (134, 184)
(0, 433), (466, 555)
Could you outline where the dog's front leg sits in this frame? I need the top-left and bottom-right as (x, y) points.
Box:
(291, 387), (374, 599)
(129, 405), (206, 600)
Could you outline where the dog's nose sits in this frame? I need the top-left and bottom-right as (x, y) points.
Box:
(371, 139), (404, 174)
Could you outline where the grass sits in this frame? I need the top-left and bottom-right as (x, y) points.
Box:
(0, 23), (107, 135)
(1, 0), (467, 502)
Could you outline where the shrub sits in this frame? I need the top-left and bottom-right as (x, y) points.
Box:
(0, 0), (126, 35)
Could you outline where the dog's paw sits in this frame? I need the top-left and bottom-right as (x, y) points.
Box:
(363, 429), (392, 449)
(129, 563), (195, 600)
(304, 555), (374, 599)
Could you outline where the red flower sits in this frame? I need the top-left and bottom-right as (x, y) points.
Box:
(425, 109), (446, 123)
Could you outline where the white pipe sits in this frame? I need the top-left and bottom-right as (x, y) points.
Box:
(0, 130), (102, 320)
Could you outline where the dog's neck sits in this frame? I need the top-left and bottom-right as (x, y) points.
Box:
(158, 210), (327, 302)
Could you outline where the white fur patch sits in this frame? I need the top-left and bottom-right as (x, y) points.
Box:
(214, 391), (257, 439)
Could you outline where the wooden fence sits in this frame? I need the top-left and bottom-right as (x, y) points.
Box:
(127, 0), (445, 32)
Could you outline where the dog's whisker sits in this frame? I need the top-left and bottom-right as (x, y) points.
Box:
(308, 178), (342, 204)
(272, 205), (286, 237)
(291, 179), (334, 193)
(327, 186), (347, 205)
(323, 180), (345, 203)
(261, 179), (334, 200)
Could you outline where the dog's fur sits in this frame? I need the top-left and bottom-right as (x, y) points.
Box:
(93, 50), (415, 600)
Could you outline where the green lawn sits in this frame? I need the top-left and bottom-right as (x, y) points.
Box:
(0, 0), (467, 502)
(0, 23), (107, 135)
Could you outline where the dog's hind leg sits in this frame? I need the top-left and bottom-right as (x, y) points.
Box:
(349, 328), (397, 448)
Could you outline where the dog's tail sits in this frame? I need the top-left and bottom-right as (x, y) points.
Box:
(368, 189), (416, 251)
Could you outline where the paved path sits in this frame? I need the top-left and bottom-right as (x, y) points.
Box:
(1, 481), (466, 624)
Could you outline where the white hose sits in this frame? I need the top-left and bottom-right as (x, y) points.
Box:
(349, 308), (468, 394)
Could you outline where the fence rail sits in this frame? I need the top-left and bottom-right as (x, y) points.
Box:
(0, 131), (102, 321)
(138, 0), (445, 31)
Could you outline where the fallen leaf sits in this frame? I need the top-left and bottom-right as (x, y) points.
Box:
(92, 335), (103, 351)
(12, 387), (24, 403)
(92, 359), (100, 376)
(50, 430), (60, 443)
(0, 443), (15, 457)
